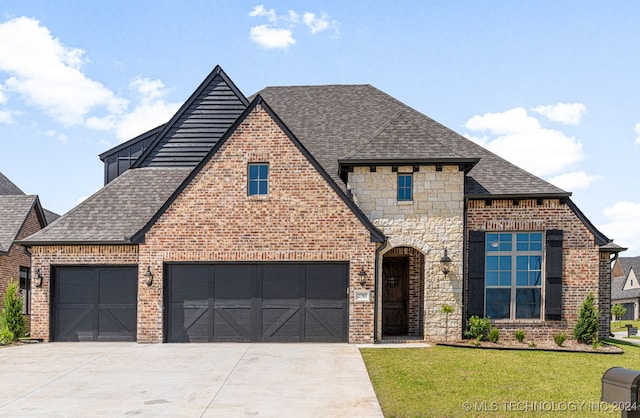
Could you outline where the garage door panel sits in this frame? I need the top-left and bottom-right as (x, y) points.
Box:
(306, 264), (348, 300)
(168, 265), (210, 302)
(56, 305), (95, 341)
(213, 307), (251, 341)
(54, 267), (137, 342)
(170, 305), (209, 342)
(261, 307), (301, 341)
(262, 265), (303, 299)
(99, 268), (137, 303)
(305, 307), (345, 342)
(98, 305), (136, 341)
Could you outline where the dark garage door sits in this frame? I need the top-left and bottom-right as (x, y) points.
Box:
(53, 266), (137, 342)
(166, 263), (348, 343)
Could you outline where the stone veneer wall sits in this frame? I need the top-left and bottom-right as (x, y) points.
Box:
(29, 245), (139, 341)
(138, 104), (377, 343)
(466, 198), (608, 341)
(349, 165), (465, 342)
(0, 206), (44, 312)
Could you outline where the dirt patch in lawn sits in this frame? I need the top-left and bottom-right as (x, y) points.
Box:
(439, 339), (624, 354)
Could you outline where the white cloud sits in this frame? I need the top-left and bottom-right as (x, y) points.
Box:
(248, 6), (338, 49)
(532, 102), (586, 125)
(465, 107), (540, 135)
(0, 83), (7, 104)
(0, 17), (127, 126)
(0, 110), (12, 123)
(250, 25), (296, 50)
(634, 123), (640, 144)
(43, 129), (69, 144)
(546, 171), (602, 191)
(249, 5), (277, 22)
(88, 76), (180, 141)
(303, 12), (330, 34)
(464, 107), (584, 177)
(599, 201), (640, 256)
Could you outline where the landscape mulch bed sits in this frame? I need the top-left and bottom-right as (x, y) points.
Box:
(438, 339), (624, 354)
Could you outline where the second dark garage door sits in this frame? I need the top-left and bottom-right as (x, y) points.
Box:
(166, 263), (348, 343)
(53, 266), (137, 342)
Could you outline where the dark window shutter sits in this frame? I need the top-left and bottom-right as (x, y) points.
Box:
(468, 231), (485, 318)
(545, 229), (563, 320)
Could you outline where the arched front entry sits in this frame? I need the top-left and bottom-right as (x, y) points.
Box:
(382, 247), (425, 338)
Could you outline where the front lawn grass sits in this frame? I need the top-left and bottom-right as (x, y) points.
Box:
(361, 341), (640, 417)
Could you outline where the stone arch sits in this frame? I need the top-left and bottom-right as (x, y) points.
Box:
(380, 244), (426, 338)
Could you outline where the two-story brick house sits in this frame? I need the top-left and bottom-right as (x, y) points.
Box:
(20, 66), (624, 344)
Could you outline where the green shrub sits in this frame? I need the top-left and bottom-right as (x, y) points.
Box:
(488, 327), (500, 343)
(515, 329), (525, 343)
(528, 341), (537, 348)
(553, 332), (567, 347)
(573, 292), (599, 344)
(464, 315), (491, 340)
(0, 280), (26, 343)
(611, 303), (627, 324)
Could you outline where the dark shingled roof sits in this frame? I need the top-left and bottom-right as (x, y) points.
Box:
(612, 257), (640, 300)
(254, 85), (570, 197)
(21, 168), (191, 244)
(0, 195), (39, 254)
(0, 171), (24, 195)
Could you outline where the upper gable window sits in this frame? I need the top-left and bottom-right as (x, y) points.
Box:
(248, 163), (269, 196)
(397, 173), (413, 201)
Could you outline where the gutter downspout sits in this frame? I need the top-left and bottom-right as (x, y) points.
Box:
(374, 238), (389, 342)
(462, 196), (469, 340)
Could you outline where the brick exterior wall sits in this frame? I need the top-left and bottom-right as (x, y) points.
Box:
(0, 206), (44, 315)
(466, 198), (611, 342)
(29, 245), (139, 341)
(137, 104), (377, 343)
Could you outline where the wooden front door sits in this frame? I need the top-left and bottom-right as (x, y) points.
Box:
(382, 257), (409, 335)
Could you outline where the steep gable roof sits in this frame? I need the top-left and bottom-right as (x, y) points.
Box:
(0, 171), (24, 195)
(619, 257), (640, 278)
(20, 168), (191, 245)
(132, 65), (249, 169)
(0, 195), (43, 254)
(254, 85), (569, 197)
(130, 96), (385, 244)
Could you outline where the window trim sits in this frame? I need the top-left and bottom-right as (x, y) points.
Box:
(484, 232), (544, 321)
(397, 173), (413, 202)
(248, 163), (269, 196)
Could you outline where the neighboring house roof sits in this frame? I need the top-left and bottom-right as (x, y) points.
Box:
(20, 168), (191, 245)
(0, 171), (24, 195)
(612, 257), (640, 300)
(618, 257), (640, 279)
(0, 195), (44, 254)
(254, 84), (570, 198)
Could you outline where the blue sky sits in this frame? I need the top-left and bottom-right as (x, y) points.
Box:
(0, 1), (639, 255)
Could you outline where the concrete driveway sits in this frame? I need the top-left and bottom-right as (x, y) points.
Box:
(0, 343), (382, 417)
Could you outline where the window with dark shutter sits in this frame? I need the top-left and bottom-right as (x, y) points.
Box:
(468, 231), (485, 318)
(545, 229), (563, 320)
